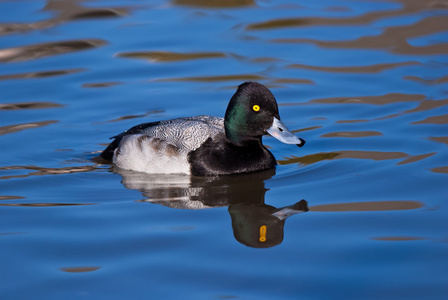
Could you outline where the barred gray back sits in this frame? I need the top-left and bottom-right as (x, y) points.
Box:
(141, 115), (225, 152)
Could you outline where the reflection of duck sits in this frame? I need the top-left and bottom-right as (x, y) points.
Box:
(229, 200), (308, 248)
(101, 82), (305, 176)
(117, 168), (308, 248)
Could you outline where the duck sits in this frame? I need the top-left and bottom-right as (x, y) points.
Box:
(100, 82), (305, 176)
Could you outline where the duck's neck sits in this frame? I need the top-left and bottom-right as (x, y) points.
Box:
(225, 131), (262, 148)
(225, 118), (264, 147)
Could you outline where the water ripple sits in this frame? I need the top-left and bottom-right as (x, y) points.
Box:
(396, 152), (436, 165)
(60, 266), (101, 273)
(271, 15), (448, 55)
(321, 131), (383, 138)
(172, 0), (255, 8)
(117, 51), (227, 63)
(431, 166), (448, 173)
(428, 136), (448, 145)
(0, 2), (128, 36)
(0, 69), (85, 80)
(309, 93), (425, 105)
(278, 150), (408, 166)
(0, 165), (96, 180)
(0, 121), (57, 136)
(404, 75), (448, 85)
(0, 39), (107, 63)
(310, 200), (423, 212)
(411, 114), (448, 125)
(156, 74), (265, 82)
(288, 61), (420, 74)
(0, 102), (62, 110)
(0, 203), (96, 207)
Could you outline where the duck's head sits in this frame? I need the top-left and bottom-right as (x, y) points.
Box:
(224, 82), (306, 147)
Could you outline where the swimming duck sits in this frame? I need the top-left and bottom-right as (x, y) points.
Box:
(100, 82), (305, 176)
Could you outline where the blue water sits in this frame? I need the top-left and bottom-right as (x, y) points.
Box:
(1, 0), (447, 299)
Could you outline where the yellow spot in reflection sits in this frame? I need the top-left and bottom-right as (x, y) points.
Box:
(253, 105), (260, 112)
(259, 225), (267, 242)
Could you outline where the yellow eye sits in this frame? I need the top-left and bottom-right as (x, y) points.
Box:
(253, 105), (260, 112)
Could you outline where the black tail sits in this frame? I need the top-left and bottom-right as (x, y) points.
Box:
(100, 139), (120, 161)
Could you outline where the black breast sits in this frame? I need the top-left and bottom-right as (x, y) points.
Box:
(188, 134), (277, 176)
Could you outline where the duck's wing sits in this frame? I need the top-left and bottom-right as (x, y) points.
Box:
(100, 116), (224, 161)
(140, 116), (224, 151)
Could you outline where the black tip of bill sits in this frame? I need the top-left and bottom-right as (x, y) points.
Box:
(296, 138), (306, 147)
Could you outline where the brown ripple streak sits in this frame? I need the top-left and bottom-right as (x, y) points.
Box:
(0, 69), (85, 81)
(310, 200), (423, 212)
(173, 0), (255, 8)
(431, 166), (448, 174)
(155, 74), (265, 82)
(278, 150), (408, 165)
(288, 61), (420, 73)
(60, 266), (102, 273)
(0, 203), (96, 207)
(0, 39), (107, 63)
(271, 15), (448, 55)
(321, 131), (382, 138)
(117, 51), (226, 63)
(0, 2), (128, 36)
(371, 236), (428, 241)
(0, 102), (62, 110)
(310, 93), (425, 105)
(411, 114), (448, 125)
(396, 152), (436, 165)
(0, 121), (57, 136)
(404, 75), (448, 85)
(428, 136), (448, 146)
(0, 165), (96, 180)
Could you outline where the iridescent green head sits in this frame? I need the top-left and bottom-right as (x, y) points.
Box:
(224, 82), (305, 147)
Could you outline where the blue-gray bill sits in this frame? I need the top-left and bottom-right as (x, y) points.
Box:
(266, 117), (306, 147)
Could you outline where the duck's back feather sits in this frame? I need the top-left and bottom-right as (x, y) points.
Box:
(139, 115), (224, 151)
